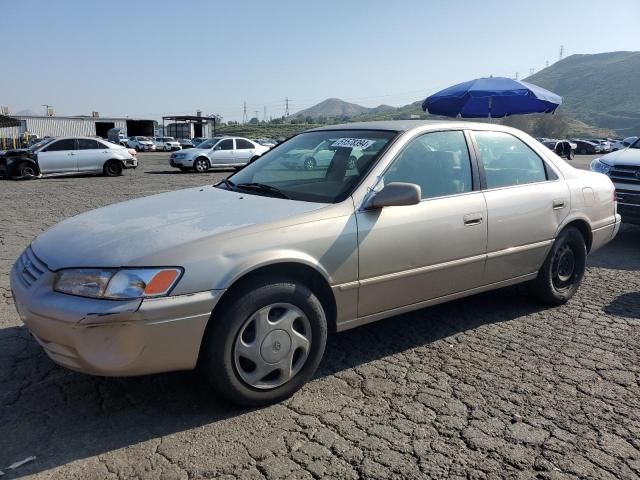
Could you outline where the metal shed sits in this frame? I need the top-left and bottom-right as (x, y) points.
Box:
(7, 115), (155, 138)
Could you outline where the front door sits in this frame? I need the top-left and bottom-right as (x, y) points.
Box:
(37, 138), (78, 174)
(210, 138), (235, 165)
(356, 130), (487, 318)
(471, 130), (570, 283)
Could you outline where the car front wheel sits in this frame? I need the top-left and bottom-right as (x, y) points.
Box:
(199, 277), (327, 406)
(193, 157), (210, 173)
(531, 226), (586, 305)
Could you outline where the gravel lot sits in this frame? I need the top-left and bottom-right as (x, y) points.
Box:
(0, 152), (638, 479)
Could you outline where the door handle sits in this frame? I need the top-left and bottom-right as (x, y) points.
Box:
(463, 213), (484, 226)
(552, 199), (566, 210)
(68, 152), (76, 155)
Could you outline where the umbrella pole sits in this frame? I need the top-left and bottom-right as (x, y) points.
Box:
(488, 96), (492, 123)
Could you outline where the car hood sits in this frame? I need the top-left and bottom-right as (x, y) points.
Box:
(181, 148), (209, 157)
(599, 148), (640, 166)
(32, 186), (328, 270)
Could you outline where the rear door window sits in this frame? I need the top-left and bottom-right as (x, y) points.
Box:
(235, 139), (254, 149)
(77, 139), (104, 150)
(474, 131), (547, 189)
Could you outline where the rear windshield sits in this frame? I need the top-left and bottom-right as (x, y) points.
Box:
(224, 130), (397, 203)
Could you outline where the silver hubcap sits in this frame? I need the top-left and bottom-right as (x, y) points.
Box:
(195, 159), (207, 172)
(234, 303), (312, 389)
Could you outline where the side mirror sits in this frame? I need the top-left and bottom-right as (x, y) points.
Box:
(365, 182), (421, 209)
(214, 146), (222, 151)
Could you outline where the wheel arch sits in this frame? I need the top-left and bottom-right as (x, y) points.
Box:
(557, 217), (593, 252)
(10, 157), (40, 177)
(209, 260), (338, 334)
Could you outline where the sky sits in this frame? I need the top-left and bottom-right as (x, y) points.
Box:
(1, 0), (639, 122)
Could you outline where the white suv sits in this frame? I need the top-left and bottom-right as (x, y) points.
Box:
(154, 137), (181, 152)
(169, 136), (270, 173)
(127, 136), (156, 152)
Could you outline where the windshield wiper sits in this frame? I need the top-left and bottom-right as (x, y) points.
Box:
(216, 178), (236, 190)
(236, 182), (289, 199)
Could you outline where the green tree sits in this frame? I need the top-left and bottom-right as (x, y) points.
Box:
(249, 117), (259, 124)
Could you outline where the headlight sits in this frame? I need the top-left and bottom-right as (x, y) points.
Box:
(54, 268), (182, 299)
(590, 158), (611, 174)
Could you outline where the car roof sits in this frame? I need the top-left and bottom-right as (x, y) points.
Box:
(307, 119), (515, 133)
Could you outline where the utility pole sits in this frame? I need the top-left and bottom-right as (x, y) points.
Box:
(559, 45), (564, 61)
(514, 72), (519, 80)
(263, 105), (267, 122)
(242, 101), (247, 124)
(529, 67), (535, 76)
(285, 97), (289, 120)
(254, 110), (260, 122)
(42, 104), (54, 116)
(545, 60), (549, 68)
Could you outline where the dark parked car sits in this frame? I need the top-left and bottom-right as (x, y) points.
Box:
(542, 140), (575, 160)
(177, 138), (195, 149)
(572, 140), (601, 155)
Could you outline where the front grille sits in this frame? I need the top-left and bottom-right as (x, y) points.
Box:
(609, 165), (640, 185)
(15, 247), (48, 288)
(616, 189), (640, 206)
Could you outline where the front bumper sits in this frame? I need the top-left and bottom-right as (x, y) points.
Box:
(124, 158), (138, 169)
(170, 156), (193, 167)
(10, 249), (223, 376)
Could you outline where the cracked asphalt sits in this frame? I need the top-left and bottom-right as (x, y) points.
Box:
(0, 153), (638, 479)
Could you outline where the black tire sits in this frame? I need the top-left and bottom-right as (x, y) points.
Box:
(303, 157), (316, 170)
(567, 149), (575, 160)
(249, 155), (260, 164)
(135, 146), (140, 152)
(199, 277), (328, 406)
(193, 157), (210, 173)
(531, 226), (586, 305)
(103, 160), (123, 177)
(16, 161), (37, 179)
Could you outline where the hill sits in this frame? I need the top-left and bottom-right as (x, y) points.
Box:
(293, 98), (396, 120)
(525, 51), (640, 134)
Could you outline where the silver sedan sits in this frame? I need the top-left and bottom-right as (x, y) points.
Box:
(11, 120), (620, 406)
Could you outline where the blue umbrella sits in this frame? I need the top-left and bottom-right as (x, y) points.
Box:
(422, 76), (562, 120)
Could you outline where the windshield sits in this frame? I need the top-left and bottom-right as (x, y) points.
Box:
(630, 138), (640, 149)
(197, 137), (222, 149)
(225, 130), (397, 203)
(29, 138), (54, 152)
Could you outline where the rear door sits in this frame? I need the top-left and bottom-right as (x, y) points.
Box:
(37, 138), (78, 174)
(210, 138), (235, 165)
(471, 130), (570, 284)
(234, 138), (257, 164)
(77, 138), (110, 172)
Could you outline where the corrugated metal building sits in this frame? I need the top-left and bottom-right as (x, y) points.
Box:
(1, 115), (155, 138)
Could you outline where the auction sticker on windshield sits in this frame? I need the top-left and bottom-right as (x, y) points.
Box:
(331, 138), (375, 150)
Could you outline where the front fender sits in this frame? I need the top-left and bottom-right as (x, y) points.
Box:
(5, 155), (39, 178)
(216, 249), (332, 290)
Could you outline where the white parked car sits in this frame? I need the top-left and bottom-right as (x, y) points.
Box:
(610, 136), (639, 152)
(154, 137), (181, 152)
(169, 136), (270, 173)
(127, 136), (156, 152)
(1, 137), (137, 178)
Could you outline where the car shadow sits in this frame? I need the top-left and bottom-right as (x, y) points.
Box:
(588, 225), (640, 272)
(603, 292), (640, 319)
(0, 288), (546, 477)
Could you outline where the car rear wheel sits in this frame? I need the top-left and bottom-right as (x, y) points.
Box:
(103, 160), (123, 177)
(567, 150), (575, 160)
(199, 277), (327, 406)
(193, 157), (210, 173)
(531, 226), (586, 305)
